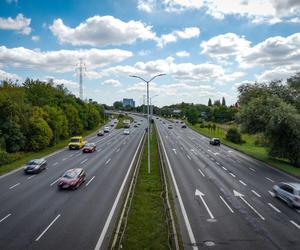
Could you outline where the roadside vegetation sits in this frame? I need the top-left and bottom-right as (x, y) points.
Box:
(121, 126), (169, 249)
(0, 79), (106, 172)
(115, 113), (134, 129)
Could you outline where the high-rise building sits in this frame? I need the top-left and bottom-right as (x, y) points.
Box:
(123, 98), (135, 108)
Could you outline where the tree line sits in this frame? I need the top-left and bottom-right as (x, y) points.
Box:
(0, 79), (105, 165)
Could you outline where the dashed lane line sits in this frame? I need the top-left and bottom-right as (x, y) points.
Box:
(35, 214), (61, 241)
(9, 183), (20, 190)
(0, 213), (11, 223)
(251, 190), (261, 198)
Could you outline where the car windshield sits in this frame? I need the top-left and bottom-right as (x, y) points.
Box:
(63, 171), (77, 179)
(85, 143), (93, 147)
(71, 138), (80, 142)
(28, 160), (40, 165)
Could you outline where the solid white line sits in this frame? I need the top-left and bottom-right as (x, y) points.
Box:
(187, 155), (192, 160)
(116, 148), (120, 152)
(27, 175), (36, 180)
(0, 213), (11, 223)
(222, 166), (227, 171)
(290, 220), (300, 230)
(62, 158), (68, 161)
(268, 190), (275, 197)
(80, 158), (88, 165)
(265, 177), (274, 183)
(230, 173), (236, 178)
(240, 196), (265, 220)
(268, 203), (281, 213)
(198, 169), (205, 177)
(239, 180), (247, 186)
(94, 132), (145, 250)
(52, 162), (58, 166)
(156, 129), (198, 250)
(9, 183), (20, 189)
(35, 214), (61, 241)
(220, 196), (234, 213)
(86, 176), (95, 186)
(198, 192), (214, 219)
(50, 178), (60, 186)
(105, 158), (111, 165)
(251, 190), (261, 198)
(249, 168), (256, 172)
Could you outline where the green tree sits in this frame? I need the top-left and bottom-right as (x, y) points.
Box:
(63, 103), (83, 135)
(222, 97), (226, 106)
(208, 98), (212, 106)
(226, 128), (242, 144)
(186, 107), (199, 125)
(113, 101), (123, 110)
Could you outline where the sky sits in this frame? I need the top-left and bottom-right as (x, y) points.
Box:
(0, 0), (300, 107)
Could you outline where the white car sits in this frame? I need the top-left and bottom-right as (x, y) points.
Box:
(123, 129), (130, 135)
(104, 126), (110, 133)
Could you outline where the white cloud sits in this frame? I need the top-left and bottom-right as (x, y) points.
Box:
(50, 15), (156, 46)
(201, 33), (251, 60)
(0, 46), (133, 73)
(156, 27), (200, 47)
(0, 69), (22, 81)
(102, 79), (121, 87)
(0, 13), (31, 35)
(176, 51), (190, 57)
(6, 0), (18, 4)
(137, 0), (156, 12)
(256, 65), (300, 82)
(138, 50), (151, 56)
(31, 35), (40, 42)
(163, 0), (205, 12)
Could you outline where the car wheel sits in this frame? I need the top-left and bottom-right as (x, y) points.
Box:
(287, 199), (294, 208)
(273, 190), (278, 198)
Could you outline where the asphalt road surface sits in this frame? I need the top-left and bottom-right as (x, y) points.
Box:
(156, 118), (300, 250)
(0, 116), (146, 250)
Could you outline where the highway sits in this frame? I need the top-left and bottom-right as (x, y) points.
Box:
(156, 118), (300, 250)
(0, 116), (146, 250)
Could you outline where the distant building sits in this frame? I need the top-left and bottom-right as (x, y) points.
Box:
(123, 98), (135, 108)
(173, 109), (181, 114)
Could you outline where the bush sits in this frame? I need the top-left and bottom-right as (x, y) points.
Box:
(226, 127), (243, 144)
(254, 133), (269, 146)
(199, 123), (205, 128)
(0, 150), (9, 165)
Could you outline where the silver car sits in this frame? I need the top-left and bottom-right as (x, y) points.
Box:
(24, 158), (47, 174)
(273, 182), (300, 208)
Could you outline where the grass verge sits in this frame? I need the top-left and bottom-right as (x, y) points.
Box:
(116, 115), (134, 129)
(121, 126), (169, 249)
(0, 121), (107, 176)
(189, 123), (300, 178)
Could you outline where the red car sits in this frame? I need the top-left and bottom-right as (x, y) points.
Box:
(82, 143), (96, 153)
(58, 168), (86, 190)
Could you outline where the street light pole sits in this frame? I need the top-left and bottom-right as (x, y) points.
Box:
(130, 74), (165, 175)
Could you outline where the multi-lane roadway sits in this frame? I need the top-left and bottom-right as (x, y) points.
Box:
(156, 118), (300, 250)
(0, 116), (146, 250)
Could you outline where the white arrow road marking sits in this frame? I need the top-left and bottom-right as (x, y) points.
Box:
(290, 220), (300, 230)
(80, 158), (88, 165)
(265, 177), (274, 183)
(9, 183), (20, 190)
(0, 213), (11, 223)
(86, 176), (95, 186)
(172, 149), (177, 155)
(198, 169), (205, 177)
(234, 190), (265, 220)
(195, 189), (215, 219)
(251, 190), (261, 198)
(35, 214), (61, 241)
(220, 196), (234, 213)
(239, 180), (247, 186)
(105, 158), (111, 165)
(268, 203), (281, 213)
(268, 190), (275, 197)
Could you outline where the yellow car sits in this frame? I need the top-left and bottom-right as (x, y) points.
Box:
(68, 136), (86, 150)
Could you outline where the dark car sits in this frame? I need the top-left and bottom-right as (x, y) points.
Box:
(24, 158), (47, 174)
(58, 168), (86, 190)
(134, 124), (138, 127)
(168, 125), (173, 129)
(97, 130), (104, 136)
(210, 138), (221, 146)
(181, 124), (187, 128)
(82, 143), (96, 153)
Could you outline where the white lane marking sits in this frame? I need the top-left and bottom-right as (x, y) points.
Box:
(35, 214), (61, 241)
(123, 141), (126, 145)
(50, 178), (60, 186)
(9, 183), (20, 190)
(234, 190), (265, 220)
(0, 213), (11, 223)
(230, 173), (236, 178)
(207, 149), (212, 153)
(116, 148), (120, 153)
(222, 167), (227, 171)
(198, 169), (205, 177)
(85, 176), (95, 186)
(239, 180), (247, 186)
(94, 132), (145, 250)
(265, 177), (274, 183)
(80, 158), (88, 165)
(180, 146), (184, 151)
(228, 150), (233, 153)
(105, 158), (111, 165)
(195, 189), (215, 219)
(216, 162), (220, 165)
(290, 220), (300, 230)
(220, 196), (234, 213)
(27, 175), (36, 180)
(249, 167), (256, 172)
(268, 203), (281, 213)
(213, 152), (219, 156)
(172, 149), (177, 155)
(52, 162), (58, 166)
(187, 155), (192, 160)
(62, 158), (68, 161)
(268, 190), (275, 197)
(70, 154), (74, 157)
(251, 190), (261, 198)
